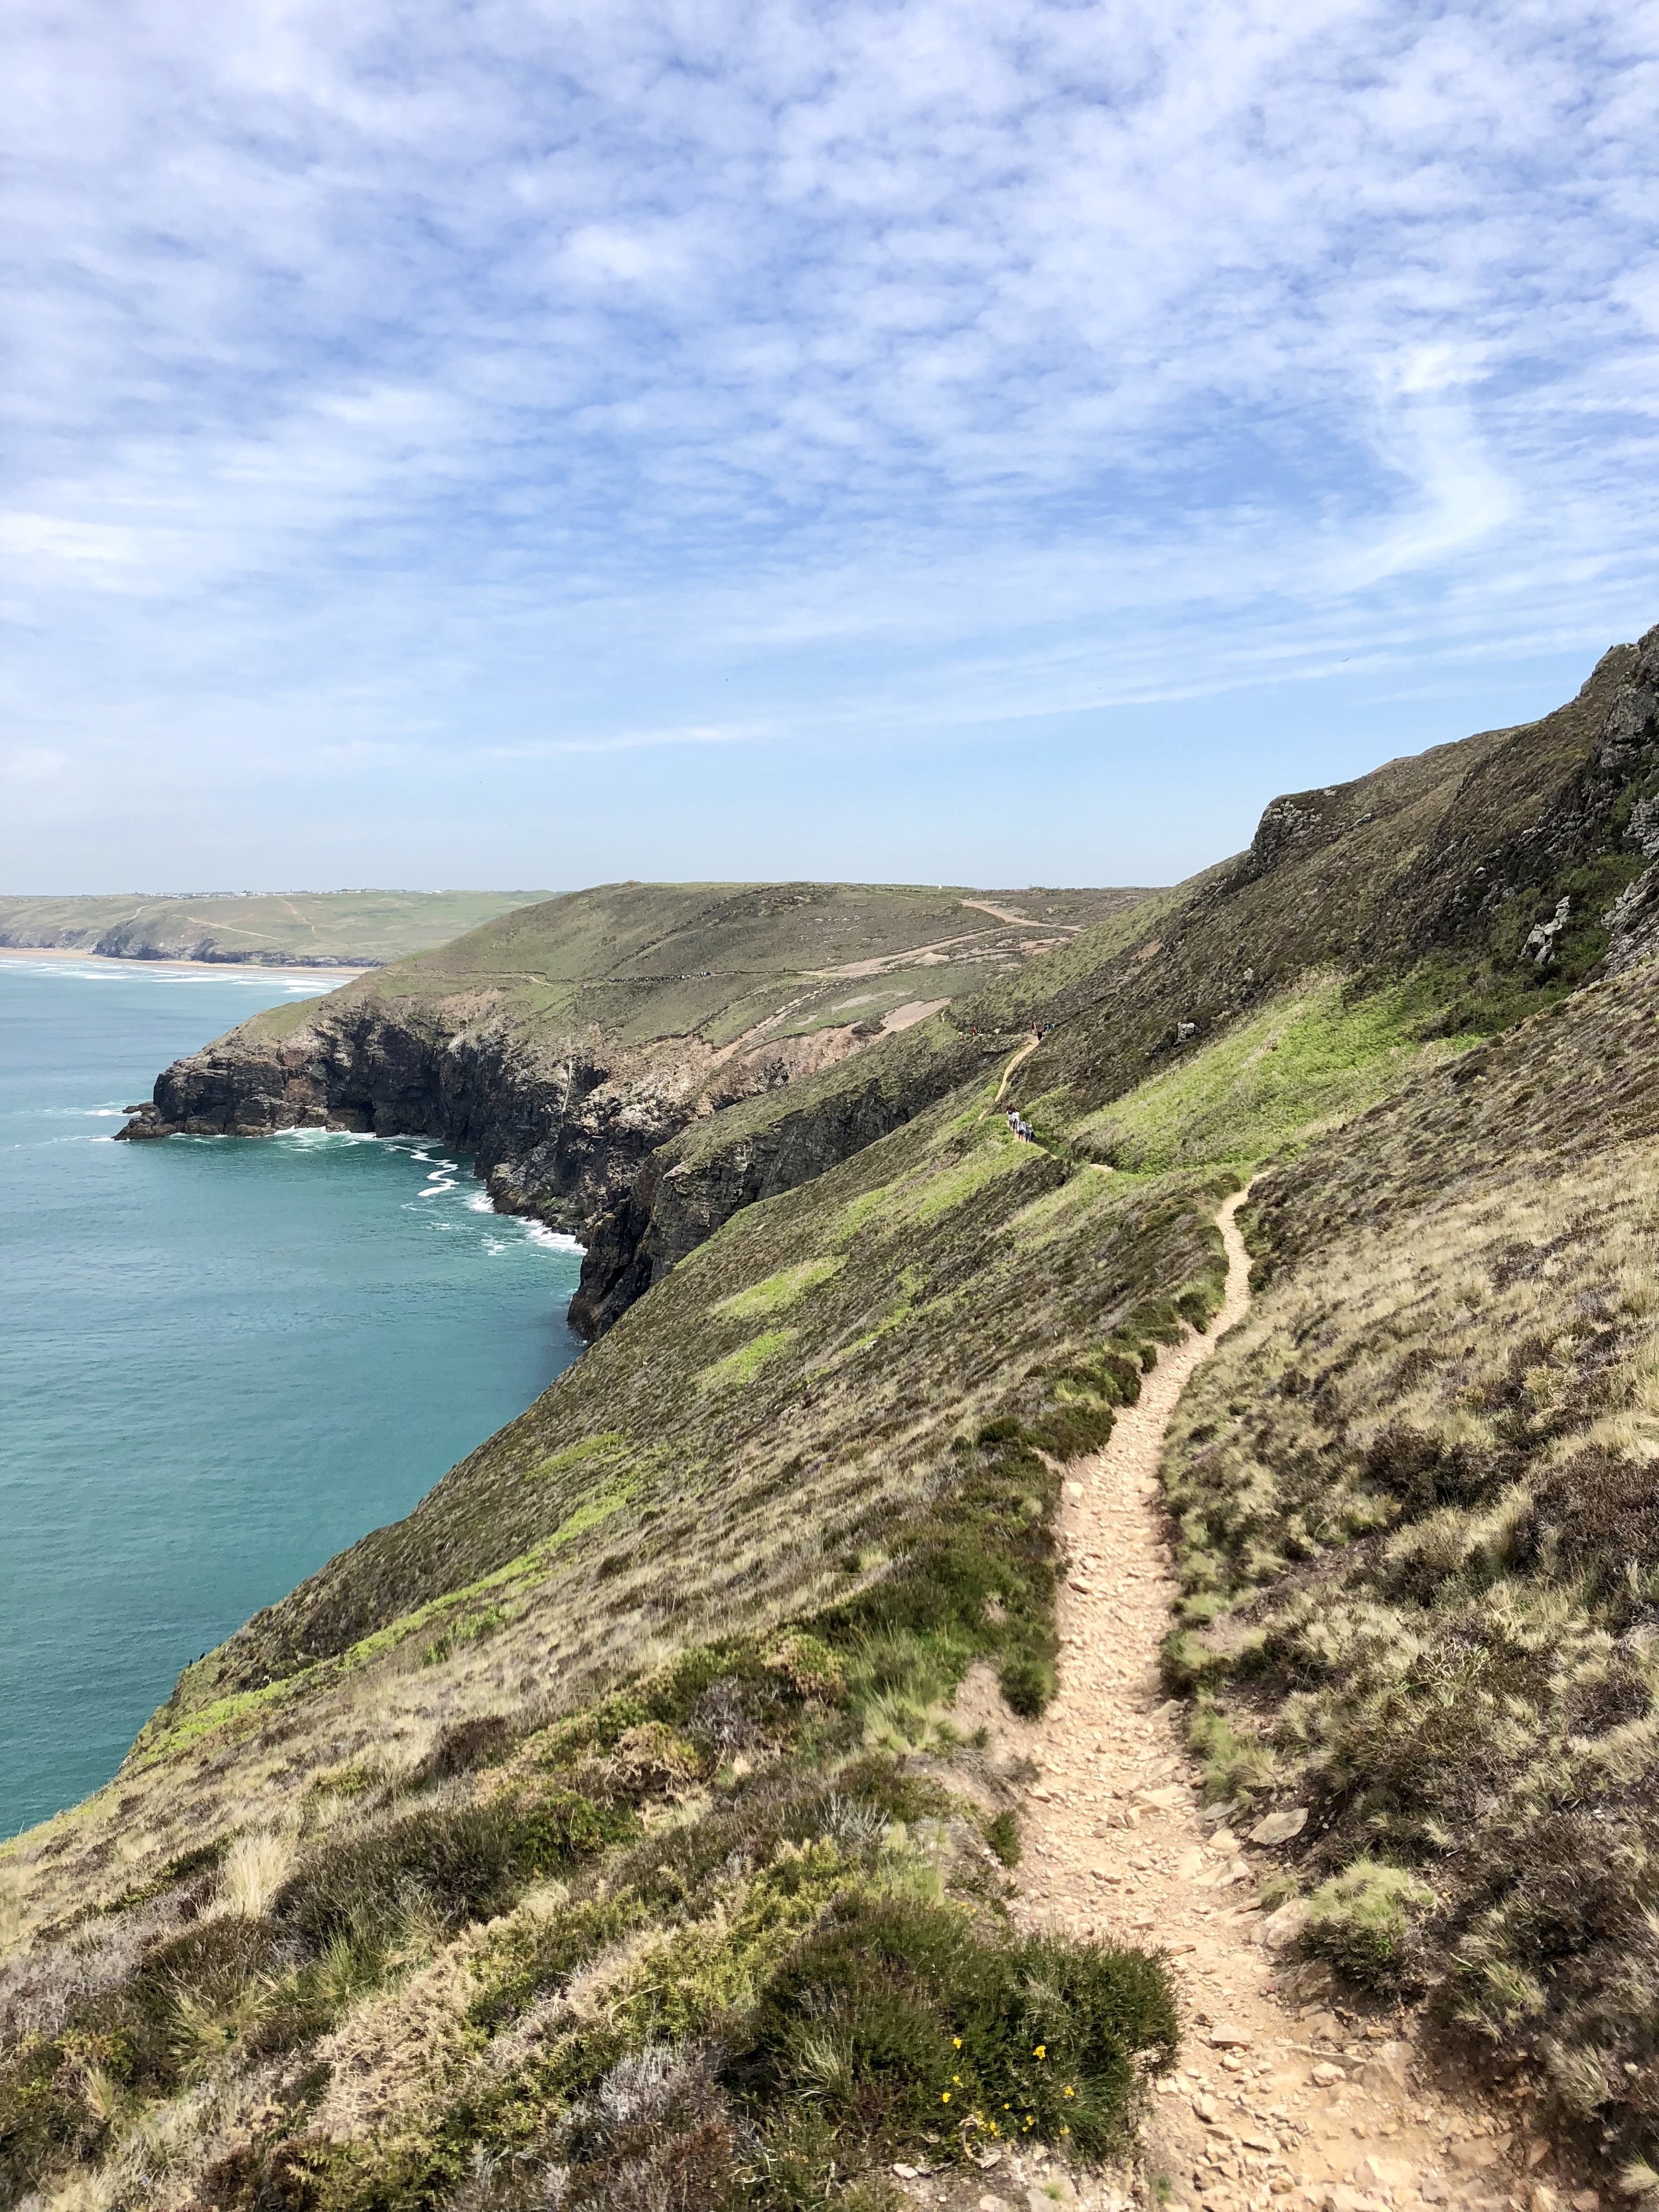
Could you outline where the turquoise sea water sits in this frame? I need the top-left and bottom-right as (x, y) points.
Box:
(0, 956), (583, 1841)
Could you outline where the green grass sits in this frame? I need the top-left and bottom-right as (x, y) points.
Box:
(2, 1066), (1224, 2203)
(1159, 945), (1659, 2152)
(0, 890), (549, 965)
(697, 1327), (800, 1390)
(0, 1627), (1180, 2211)
(715, 1258), (844, 1319)
(530, 1431), (627, 1478)
(19, 634), (1659, 2200)
(1068, 972), (1471, 1172)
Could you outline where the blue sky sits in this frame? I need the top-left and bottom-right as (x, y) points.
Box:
(5, 0), (1658, 894)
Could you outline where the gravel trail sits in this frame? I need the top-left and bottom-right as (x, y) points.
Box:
(932, 1190), (1538, 2212)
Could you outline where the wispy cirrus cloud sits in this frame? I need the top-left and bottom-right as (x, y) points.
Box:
(3, 0), (1658, 885)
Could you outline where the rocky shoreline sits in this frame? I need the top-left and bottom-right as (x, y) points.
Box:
(117, 984), (999, 1337)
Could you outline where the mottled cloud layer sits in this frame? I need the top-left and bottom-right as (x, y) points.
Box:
(5, 0), (1658, 883)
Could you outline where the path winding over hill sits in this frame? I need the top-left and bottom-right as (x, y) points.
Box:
(942, 1193), (1520, 2212)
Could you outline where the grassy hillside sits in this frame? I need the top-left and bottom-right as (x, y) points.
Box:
(574, 634), (1656, 1331)
(7, 626), (1659, 2206)
(119, 883), (1151, 1269)
(0, 892), (550, 967)
(1160, 949), (1659, 2160)
(0, 951), (1500, 2211)
(225, 880), (1147, 1050)
(3, 1058), (1224, 2211)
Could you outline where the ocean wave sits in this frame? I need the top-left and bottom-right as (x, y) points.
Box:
(524, 1220), (583, 1253)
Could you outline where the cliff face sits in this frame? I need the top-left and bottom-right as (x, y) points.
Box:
(19, 630), (1659, 2211)
(566, 1017), (1001, 1333)
(117, 881), (1141, 1307)
(117, 634), (1659, 1341)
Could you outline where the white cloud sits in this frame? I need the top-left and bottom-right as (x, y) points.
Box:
(2, 0), (1658, 881)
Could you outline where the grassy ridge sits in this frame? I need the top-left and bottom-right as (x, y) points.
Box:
(577, 635), (1653, 1334)
(230, 880), (1149, 1052)
(0, 970), (1473, 2209)
(7, 628), (1659, 2203)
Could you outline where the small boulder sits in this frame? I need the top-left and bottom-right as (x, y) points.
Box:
(1356, 2039), (1411, 2091)
(1360, 2155), (1415, 2189)
(1259, 1899), (1309, 1950)
(1249, 1806), (1309, 1847)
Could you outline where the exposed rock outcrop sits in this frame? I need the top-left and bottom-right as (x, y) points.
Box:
(115, 881), (1096, 1329)
(118, 995), (893, 1243)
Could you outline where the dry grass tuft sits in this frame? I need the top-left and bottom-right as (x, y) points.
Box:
(213, 1828), (296, 1921)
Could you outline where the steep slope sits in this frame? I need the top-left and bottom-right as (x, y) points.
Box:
(7, 626), (1659, 2211)
(575, 630), (1657, 1331)
(1161, 940), (1659, 2166)
(4, 1054), (1227, 2212)
(0, 891), (549, 967)
(118, 881), (1145, 1256)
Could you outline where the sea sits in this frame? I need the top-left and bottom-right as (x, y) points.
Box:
(0, 955), (584, 1841)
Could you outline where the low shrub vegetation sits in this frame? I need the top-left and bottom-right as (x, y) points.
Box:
(1159, 952), (1659, 2152)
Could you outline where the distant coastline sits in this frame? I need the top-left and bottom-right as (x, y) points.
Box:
(0, 889), (549, 970)
(0, 946), (370, 984)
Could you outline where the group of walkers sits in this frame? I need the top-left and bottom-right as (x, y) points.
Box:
(1005, 1108), (1035, 1142)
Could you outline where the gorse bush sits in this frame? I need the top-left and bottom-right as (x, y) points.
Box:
(737, 1892), (1177, 2165)
(275, 1795), (633, 1949)
(1, 976), (1243, 2205)
(0, 1597), (1185, 2209)
(289, 1769), (1176, 2212)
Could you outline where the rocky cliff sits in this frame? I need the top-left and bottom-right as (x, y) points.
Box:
(117, 880), (1141, 1319)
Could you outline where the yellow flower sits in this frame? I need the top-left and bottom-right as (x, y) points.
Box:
(1064, 2086), (1074, 2099)
(941, 2091), (951, 2103)
(952, 2037), (962, 2049)
(1034, 2045), (1046, 2059)
(952, 2075), (962, 2086)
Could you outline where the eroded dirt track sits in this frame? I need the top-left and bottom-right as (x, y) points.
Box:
(924, 1193), (1532, 2212)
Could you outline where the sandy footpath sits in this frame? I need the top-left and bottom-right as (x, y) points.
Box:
(904, 1192), (1565, 2212)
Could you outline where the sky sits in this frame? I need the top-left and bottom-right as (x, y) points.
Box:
(5, 0), (1658, 895)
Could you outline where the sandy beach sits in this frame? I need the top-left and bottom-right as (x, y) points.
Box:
(0, 946), (372, 982)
